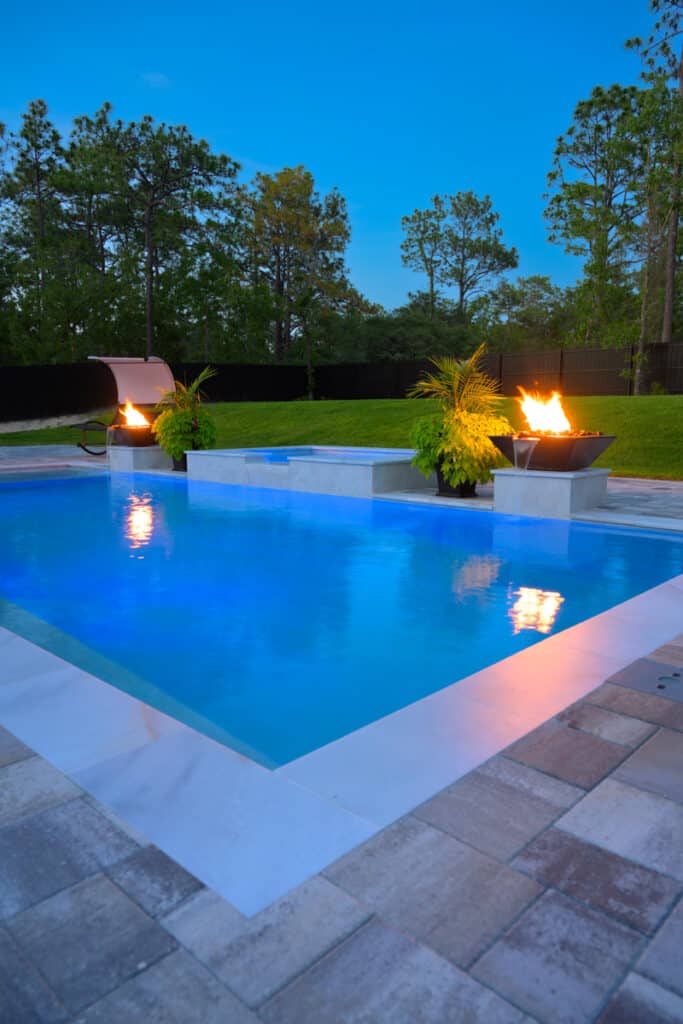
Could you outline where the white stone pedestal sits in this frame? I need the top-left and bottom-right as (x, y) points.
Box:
(492, 467), (610, 519)
(108, 445), (173, 472)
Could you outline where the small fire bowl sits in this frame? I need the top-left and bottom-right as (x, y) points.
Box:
(490, 434), (616, 472)
(108, 425), (156, 447)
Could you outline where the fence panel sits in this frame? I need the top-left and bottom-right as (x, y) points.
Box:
(0, 362), (116, 422)
(560, 348), (632, 396)
(170, 363), (307, 403)
(498, 351), (562, 396)
(2, 344), (682, 424)
(662, 343), (683, 393)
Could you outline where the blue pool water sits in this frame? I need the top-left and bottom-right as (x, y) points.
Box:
(1, 470), (682, 767)
(227, 446), (413, 463)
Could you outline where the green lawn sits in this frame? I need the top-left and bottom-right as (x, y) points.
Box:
(1, 395), (682, 479)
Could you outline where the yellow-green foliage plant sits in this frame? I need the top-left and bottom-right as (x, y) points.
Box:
(408, 344), (511, 493)
(152, 366), (217, 466)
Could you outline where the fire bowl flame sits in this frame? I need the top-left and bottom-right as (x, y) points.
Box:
(489, 433), (615, 472)
(491, 388), (615, 471)
(108, 401), (156, 447)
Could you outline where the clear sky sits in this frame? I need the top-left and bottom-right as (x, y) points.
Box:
(3, 0), (651, 310)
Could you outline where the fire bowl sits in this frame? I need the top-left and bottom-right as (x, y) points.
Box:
(489, 434), (615, 472)
(108, 425), (156, 447)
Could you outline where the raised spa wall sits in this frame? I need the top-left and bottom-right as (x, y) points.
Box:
(186, 447), (434, 498)
(492, 467), (610, 519)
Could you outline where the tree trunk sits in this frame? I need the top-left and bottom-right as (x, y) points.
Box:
(661, 163), (679, 345)
(143, 209), (154, 359)
(635, 259), (650, 395)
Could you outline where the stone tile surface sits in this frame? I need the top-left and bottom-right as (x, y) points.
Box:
(0, 925), (68, 1024)
(650, 640), (683, 668)
(512, 827), (681, 933)
(107, 845), (203, 918)
(0, 756), (80, 826)
(7, 875), (176, 1014)
(324, 816), (541, 967)
(504, 719), (630, 788)
(414, 765), (569, 859)
(0, 797), (139, 919)
(557, 777), (683, 881)
(163, 878), (369, 1008)
(479, 755), (584, 807)
(607, 657), (683, 703)
(596, 972), (683, 1024)
(637, 900), (683, 998)
(556, 702), (657, 747)
(587, 682), (683, 730)
(260, 918), (530, 1024)
(83, 795), (151, 847)
(472, 890), (644, 1024)
(614, 728), (683, 805)
(74, 949), (258, 1024)
(0, 723), (32, 767)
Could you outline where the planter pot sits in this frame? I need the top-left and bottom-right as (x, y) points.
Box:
(172, 454), (188, 472)
(436, 464), (477, 498)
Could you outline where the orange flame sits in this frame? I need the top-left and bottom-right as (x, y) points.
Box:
(517, 388), (571, 435)
(509, 586), (564, 635)
(121, 401), (150, 427)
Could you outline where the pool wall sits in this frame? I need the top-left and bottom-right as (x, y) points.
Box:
(187, 446), (435, 497)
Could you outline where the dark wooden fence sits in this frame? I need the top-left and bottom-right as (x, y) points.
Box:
(1, 343), (681, 423)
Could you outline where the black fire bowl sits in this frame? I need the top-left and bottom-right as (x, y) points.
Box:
(108, 425), (156, 447)
(490, 434), (616, 472)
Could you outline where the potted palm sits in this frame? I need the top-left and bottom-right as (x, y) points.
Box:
(152, 366), (217, 471)
(408, 344), (511, 496)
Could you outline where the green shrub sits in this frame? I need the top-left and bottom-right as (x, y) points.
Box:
(152, 406), (216, 461)
(408, 344), (511, 488)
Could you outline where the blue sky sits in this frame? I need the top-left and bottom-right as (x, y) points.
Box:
(3, 0), (650, 310)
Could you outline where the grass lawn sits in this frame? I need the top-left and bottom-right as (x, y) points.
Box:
(1, 395), (682, 479)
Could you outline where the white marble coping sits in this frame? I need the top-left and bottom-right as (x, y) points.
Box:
(493, 467), (610, 481)
(1, 574), (682, 917)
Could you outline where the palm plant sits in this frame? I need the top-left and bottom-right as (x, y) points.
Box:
(408, 344), (511, 495)
(152, 366), (218, 467)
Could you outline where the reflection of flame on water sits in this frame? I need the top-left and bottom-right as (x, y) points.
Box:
(517, 387), (571, 435)
(125, 493), (154, 550)
(509, 586), (564, 635)
(452, 555), (501, 596)
(121, 400), (150, 427)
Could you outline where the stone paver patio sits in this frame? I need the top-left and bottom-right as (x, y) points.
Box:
(2, 634), (683, 1023)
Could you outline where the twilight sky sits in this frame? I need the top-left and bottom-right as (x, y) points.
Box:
(3, 0), (650, 310)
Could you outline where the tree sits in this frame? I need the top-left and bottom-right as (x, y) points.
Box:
(400, 191), (517, 318)
(441, 192), (519, 314)
(249, 166), (351, 366)
(627, 0), (683, 345)
(400, 197), (447, 319)
(1, 100), (66, 360)
(545, 84), (644, 343)
(114, 114), (239, 358)
(471, 275), (575, 350)
(628, 77), (682, 388)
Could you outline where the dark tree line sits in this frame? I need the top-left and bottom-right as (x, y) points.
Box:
(0, 102), (366, 367)
(0, 2), (680, 378)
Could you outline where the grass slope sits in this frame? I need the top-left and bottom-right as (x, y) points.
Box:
(1, 395), (681, 479)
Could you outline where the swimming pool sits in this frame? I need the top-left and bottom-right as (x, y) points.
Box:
(1, 469), (682, 768)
